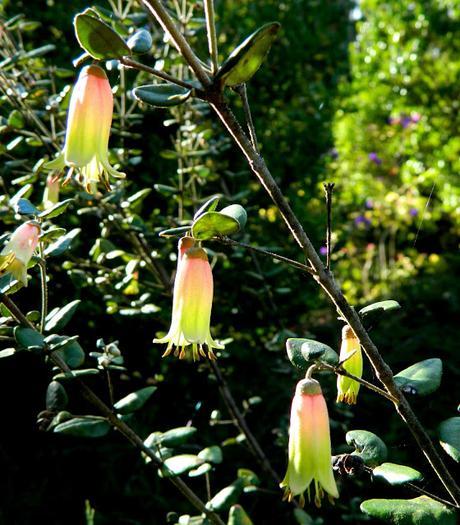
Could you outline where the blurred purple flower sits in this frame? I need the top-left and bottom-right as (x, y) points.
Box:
(330, 148), (339, 159)
(354, 215), (371, 227)
(401, 116), (412, 129)
(368, 152), (382, 165)
(320, 246), (328, 256)
(411, 112), (421, 123)
(409, 208), (418, 217)
(365, 198), (374, 209)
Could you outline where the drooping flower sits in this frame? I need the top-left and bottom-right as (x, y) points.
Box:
(336, 325), (363, 405)
(42, 174), (60, 209)
(281, 377), (339, 507)
(0, 221), (41, 285)
(153, 236), (224, 361)
(45, 64), (125, 194)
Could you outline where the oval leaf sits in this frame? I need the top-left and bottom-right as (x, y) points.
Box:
(394, 358), (442, 396)
(346, 430), (388, 467)
(45, 300), (80, 333)
(373, 462), (423, 485)
(54, 417), (110, 438)
(220, 204), (247, 231)
(228, 505), (254, 525)
(286, 338), (338, 371)
(216, 22), (281, 87)
(438, 417), (460, 462)
(38, 199), (73, 219)
(114, 386), (156, 414)
(160, 454), (204, 477)
(198, 446), (223, 464)
(192, 211), (240, 240)
(360, 496), (455, 525)
(46, 380), (69, 411)
(359, 300), (401, 317)
(74, 13), (130, 60)
(133, 84), (191, 108)
(14, 326), (44, 350)
(159, 426), (197, 447)
(127, 29), (153, 54)
(159, 226), (191, 238)
(206, 481), (244, 512)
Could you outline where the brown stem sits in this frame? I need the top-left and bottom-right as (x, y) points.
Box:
(206, 94), (460, 505)
(0, 293), (225, 525)
(323, 182), (334, 271)
(209, 360), (280, 486)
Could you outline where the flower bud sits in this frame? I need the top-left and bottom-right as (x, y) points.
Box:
(42, 174), (60, 209)
(336, 325), (363, 405)
(0, 221), (40, 285)
(281, 378), (339, 507)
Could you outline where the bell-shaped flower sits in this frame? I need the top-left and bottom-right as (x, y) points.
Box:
(45, 64), (124, 194)
(42, 174), (60, 209)
(281, 377), (339, 507)
(336, 325), (363, 405)
(0, 221), (41, 285)
(153, 236), (224, 361)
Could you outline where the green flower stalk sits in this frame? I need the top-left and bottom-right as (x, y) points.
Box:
(281, 377), (339, 507)
(0, 221), (41, 285)
(45, 65), (125, 194)
(336, 325), (363, 405)
(153, 236), (224, 361)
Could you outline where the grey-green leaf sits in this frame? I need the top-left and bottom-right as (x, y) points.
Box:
(44, 228), (80, 257)
(373, 462), (423, 485)
(54, 417), (110, 438)
(133, 84), (192, 108)
(346, 430), (388, 467)
(159, 426), (197, 447)
(159, 454), (204, 477)
(198, 446), (223, 464)
(192, 211), (240, 240)
(74, 13), (130, 60)
(216, 22), (281, 87)
(45, 300), (80, 333)
(113, 386), (156, 414)
(359, 300), (401, 317)
(360, 496), (455, 525)
(46, 334), (85, 368)
(206, 480), (244, 512)
(46, 380), (69, 411)
(438, 417), (460, 462)
(394, 358), (442, 396)
(194, 196), (220, 220)
(127, 29), (153, 54)
(220, 204), (247, 231)
(286, 338), (338, 371)
(14, 326), (44, 349)
(159, 226), (191, 238)
(38, 199), (73, 219)
(228, 505), (254, 525)
(14, 198), (39, 216)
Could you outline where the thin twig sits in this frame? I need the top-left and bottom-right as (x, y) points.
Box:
(203, 0), (219, 74)
(0, 293), (225, 525)
(235, 84), (259, 152)
(209, 360), (281, 486)
(323, 182), (334, 271)
(37, 253), (48, 334)
(215, 237), (315, 275)
(120, 56), (196, 91)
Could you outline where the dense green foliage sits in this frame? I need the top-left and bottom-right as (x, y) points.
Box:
(0, 0), (459, 524)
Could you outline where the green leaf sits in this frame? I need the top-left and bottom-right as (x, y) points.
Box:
(346, 430), (388, 467)
(359, 300), (401, 317)
(127, 29), (153, 54)
(46, 334), (85, 368)
(393, 358), (442, 396)
(228, 505), (254, 525)
(14, 198), (39, 216)
(0, 348), (16, 359)
(7, 110), (25, 129)
(14, 326), (44, 350)
(38, 199), (73, 219)
(53, 368), (99, 381)
(45, 300), (80, 333)
(188, 463), (212, 477)
(192, 211), (240, 240)
(113, 386), (156, 414)
(44, 228), (80, 257)
(133, 84), (192, 108)
(158, 426), (198, 447)
(373, 462), (423, 485)
(159, 454), (204, 477)
(54, 417), (110, 438)
(194, 196), (220, 220)
(216, 22), (280, 87)
(198, 446), (223, 464)
(73, 13), (130, 60)
(39, 227), (66, 244)
(206, 480), (244, 512)
(220, 204), (247, 231)
(285, 338), (338, 371)
(237, 469), (260, 487)
(438, 417), (460, 462)
(46, 380), (69, 411)
(159, 226), (191, 238)
(292, 509), (314, 525)
(360, 496), (455, 525)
